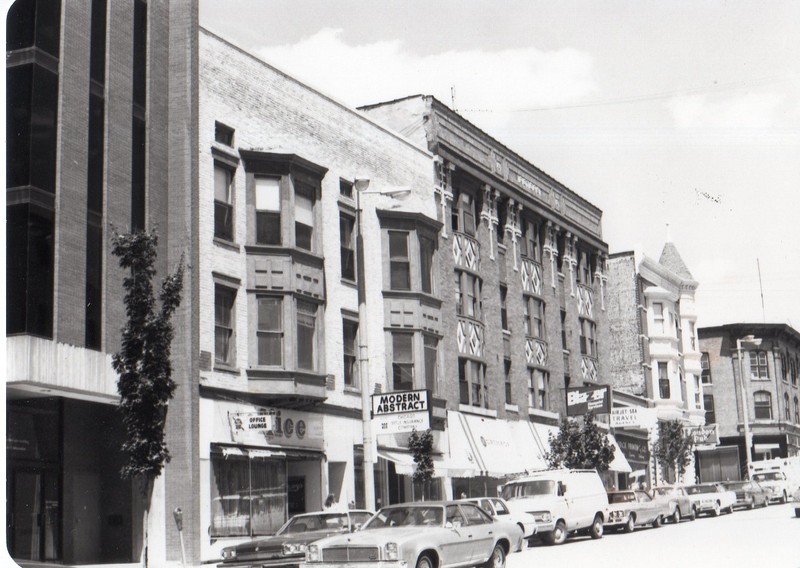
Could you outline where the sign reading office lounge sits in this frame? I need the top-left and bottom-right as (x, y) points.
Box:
(372, 389), (430, 435)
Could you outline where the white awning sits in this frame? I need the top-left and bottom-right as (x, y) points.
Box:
(376, 448), (451, 478)
(447, 411), (552, 477)
(607, 434), (633, 473)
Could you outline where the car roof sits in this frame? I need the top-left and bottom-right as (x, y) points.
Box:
(292, 510), (373, 518)
(380, 500), (476, 508)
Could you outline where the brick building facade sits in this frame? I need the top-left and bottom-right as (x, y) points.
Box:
(697, 324), (800, 482)
(605, 244), (705, 486)
(6, 0), (199, 565)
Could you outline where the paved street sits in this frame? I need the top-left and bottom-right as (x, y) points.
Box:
(508, 503), (800, 568)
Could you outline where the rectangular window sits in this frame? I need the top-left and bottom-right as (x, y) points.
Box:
(392, 333), (414, 391)
(340, 212), (356, 281)
(694, 375), (701, 407)
(424, 335), (439, 394)
(389, 231), (411, 290)
(652, 302), (664, 334)
(704, 394), (716, 424)
(579, 318), (596, 357)
(577, 251), (592, 286)
(215, 286), (236, 366)
(339, 178), (354, 199)
(343, 319), (358, 387)
(524, 296), (545, 338)
(701, 352), (712, 384)
(458, 358), (487, 408)
(504, 358), (512, 404)
(257, 297), (282, 366)
(452, 191), (476, 235)
(750, 351), (769, 380)
(688, 321), (696, 351)
(296, 300), (317, 371)
(214, 163), (234, 241)
(753, 392), (772, 420)
(419, 235), (435, 295)
(255, 177), (281, 245)
(520, 219), (540, 261)
(294, 182), (315, 251)
(528, 368), (550, 410)
(560, 310), (568, 350)
(210, 450), (287, 537)
(500, 286), (509, 331)
(658, 362), (670, 399)
(215, 121), (234, 146)
(456, 271), (481, 319)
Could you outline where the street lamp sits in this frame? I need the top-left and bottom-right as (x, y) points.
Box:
(736, 334), (762, 478)
(354, 176), (411, 511)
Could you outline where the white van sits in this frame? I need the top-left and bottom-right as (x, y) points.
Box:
(500, 469), (609, 545)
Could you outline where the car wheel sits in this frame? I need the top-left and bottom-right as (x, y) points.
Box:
(415, 554), (435, 568)
(545, 521), (568, 545)
(652, 515), (662, 528)
(711, 502), (721, 517)
(780, 492), (788, 505)
(623, 515), (635, 533)
(671, 508), (681, 524)
(589, 514), (603, 539)
(689, 506), (697, 521)
(747, 498), (755, 510)
(795, 508), (800, 518)
(483, 544), (506, 568)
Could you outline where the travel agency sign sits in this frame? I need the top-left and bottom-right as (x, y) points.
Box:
(372, 389), (431, 435)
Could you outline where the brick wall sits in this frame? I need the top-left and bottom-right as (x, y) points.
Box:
(606, 253), (647, 396)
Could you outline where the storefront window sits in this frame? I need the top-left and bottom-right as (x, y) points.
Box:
(210, 448), (287, 537)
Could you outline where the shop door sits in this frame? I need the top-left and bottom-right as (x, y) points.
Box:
(8, 468), (60, 561)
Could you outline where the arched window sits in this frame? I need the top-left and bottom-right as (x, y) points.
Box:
(753, 391), (772, 420)
(784, 393), (791, 421)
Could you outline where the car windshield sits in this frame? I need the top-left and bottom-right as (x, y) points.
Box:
(724, 482), (748, 490)
(653, 487), (675, 497)
(278, 513), (348, 534)
(753, 472), (783, 481)
(686, 485), (716, 495)
(608, 492), (636, 504)
(501, 480), (555, 500)
(362, 506), (443, 529)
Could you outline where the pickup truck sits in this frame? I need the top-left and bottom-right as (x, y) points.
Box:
(684, 483), (737, 517)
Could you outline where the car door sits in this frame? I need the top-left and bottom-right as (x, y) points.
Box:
(441, 505), (473, 567)
(634, 490), (656, 523)
(459, 504), (495, 565)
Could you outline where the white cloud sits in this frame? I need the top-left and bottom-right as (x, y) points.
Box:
(667, 92), (784, 129)
(256, 28), (596, 109)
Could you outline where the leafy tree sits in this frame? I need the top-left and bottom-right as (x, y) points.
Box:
(111, 229), (183, 565)
(653, 420), (694, 483)
(545, 411), (615, 471)
(408, 428), (435, 499)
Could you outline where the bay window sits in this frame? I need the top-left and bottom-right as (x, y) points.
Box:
(294, 182), (315, 251)
(459, 358), (487, 408)
(523, 296), (545, 338)
(451, 191), (476, 235)
(520, 218), (541, 261)
(658, 362), (670, 399)
(255, 176), (281, 245)
(420, 235), (435, 294)
(423, 334), (439, 394)
(579, 317), (596, 357)
(455, 270), (481, 319)
(528, 368), (550, 410)
(256, 297), (282, 366)
(389, 231), (411, 290)
(392, 333), (414, 391)
(296, 300), (318, 371)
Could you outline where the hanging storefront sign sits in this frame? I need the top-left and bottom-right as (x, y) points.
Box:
(684, 424), (720, 447)
(372, 389), (430, 435)
(565, 385), (612, 416)
(225, 406), (323, 449)
(611, 406), (658, 429)
(615, 433), (650, 463)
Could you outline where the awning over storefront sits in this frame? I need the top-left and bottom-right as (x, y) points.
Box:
(376, 448), (453, 478)
(447, 411), (554, 477)
(607, 434), (633, 473)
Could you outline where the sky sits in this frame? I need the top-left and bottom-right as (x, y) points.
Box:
(200, 0), (800, 329)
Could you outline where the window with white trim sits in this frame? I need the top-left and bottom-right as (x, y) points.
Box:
(658, 362), (670, 399)
(749, 350), (769, 380)
(528, 368), (549, 410)
(579, 317), (596, 357)
(652, 302), (665, 334)
(423, 334), (439, 394)
(784, 393), (791, 421)
(296, 299), (318, 371)
(294, 181), (315, 251)
(753, 391), (772, 420)
(701, 352), (712, 384)
(389, 231), (411, 291)
(459, 358), (486, 408)
(256, 297), (282, 366)
(214, 285), (236, 366)
(255, 176), (281, 245)
(523, 295), (545, 339)
(340, 212), (356, 281)
(214, 163), (234, 241)
(451, 191), (476, 236)
(455, 270), (481, 319)
(520, 218), (541, 262)
(343, 318), (358, 388)
(392, 332), (414, 391)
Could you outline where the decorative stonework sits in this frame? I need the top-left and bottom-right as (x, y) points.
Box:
(434, 157), (454, 238)
(577, 283), (594, 318)
(480, 184), (498, 261)
(594, 253), (608, 312)
(581, 356), (598, 382)
(520, 258), (543, 296)
(525, 338), (549, 366)
(453, 232), (480, 271)
(457, 318), (485, 358)
(543, 221), (559, 289)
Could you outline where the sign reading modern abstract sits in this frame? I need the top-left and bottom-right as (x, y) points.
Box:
(371, 389), (431, 435)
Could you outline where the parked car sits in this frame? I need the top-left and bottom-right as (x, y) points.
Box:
(218, 509), (373, 568)
(721, 480), (771, 510)
(651, 485), (696, 523)
(793, 487), (800, 518)
(300, 501), (523, 568)
(752, 471), (792, 504)
(459, 496), (537, 539)
(604, 490), (670, 533)
(684, 483), (737, 517)
(500, 469), (608, 545)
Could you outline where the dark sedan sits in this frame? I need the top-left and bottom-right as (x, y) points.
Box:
(218, 510), (373, 568)
(722, 480), (771, 510)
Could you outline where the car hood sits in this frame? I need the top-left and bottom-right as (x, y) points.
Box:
(313, 526), (442, 548)
(231, 529), (344, 554)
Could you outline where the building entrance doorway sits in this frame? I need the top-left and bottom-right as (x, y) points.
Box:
(8, 466), (61, 561)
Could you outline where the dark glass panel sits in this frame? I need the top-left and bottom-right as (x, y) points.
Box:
(90, 0), (107, 84)
(131, 116), (145, 230)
